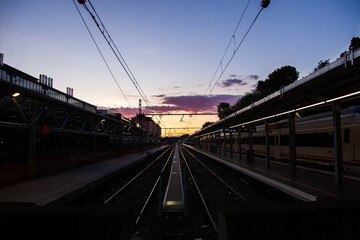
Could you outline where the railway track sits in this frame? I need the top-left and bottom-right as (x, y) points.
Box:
(179, 145), (248, 238)
(68, 145), (173, 205)
(179, 143), (296, 239)
(67, 143), (296, 239)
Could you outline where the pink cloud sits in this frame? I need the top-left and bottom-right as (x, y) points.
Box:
(160, 94), (241, 113)
(102, 94), (242, 118)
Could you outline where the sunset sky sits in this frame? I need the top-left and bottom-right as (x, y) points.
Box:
(1, 0), (359, 136)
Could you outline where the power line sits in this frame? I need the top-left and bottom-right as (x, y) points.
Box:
(187, 1), (268, 128)
(198, 0), (251, 111)
(77, 0), (167, 129)
(72, 0), (136, 115)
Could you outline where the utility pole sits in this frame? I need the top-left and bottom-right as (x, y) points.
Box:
(139, 99), (143, 154)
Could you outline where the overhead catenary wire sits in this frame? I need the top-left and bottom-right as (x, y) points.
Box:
(77, 0), (167, 129)
(198, 0), (251, 111)
(187, 2), (266, 128)
(72, 0), (136, 115)
(187, 0), (251, 128)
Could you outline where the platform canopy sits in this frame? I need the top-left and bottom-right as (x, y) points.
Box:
(192, 49), (360, 137)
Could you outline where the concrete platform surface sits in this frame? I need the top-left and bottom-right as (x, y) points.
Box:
(0, 145), (168, 206)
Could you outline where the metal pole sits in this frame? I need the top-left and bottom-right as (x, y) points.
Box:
(93, 134), (98, 161)
(248, 125), (254, 163)
(332, 102), (343, 187)
(27, 97), (37, 179)
(218, 132), (221, 155)
(183, 168), (187, 215)
(206, 134), (209, 151)
(230, 131), (233, 158)
(238, 126), (242, 162)
(289, 113), (296, 175)
(265, 120), (270, 168)
(158, 170), (163, 216)
(139, 99), (143, 154)
(223, 130), (227, 156)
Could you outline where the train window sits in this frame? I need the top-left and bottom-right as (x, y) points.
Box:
(241, 137), (249, 144)
(344, 129), (350, 143)
(296, 132), (334, 147)
(241, 137), (265, 145)
(280, 135), (289, 146)
(270, 136), (275, 145)
(253, 136), (265, 145)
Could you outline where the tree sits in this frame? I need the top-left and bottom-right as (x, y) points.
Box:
(217, 102), (233, 119)
(313, 59), (330, 72)
(264, 65), (299, 94)
(349, 37), (360, 50)
(233, 91), (261, 111)
(231, 66), (299, 113)
(202, 121), (213, 129)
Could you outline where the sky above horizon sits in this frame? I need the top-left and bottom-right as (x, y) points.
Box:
(1, 0), (359, 136)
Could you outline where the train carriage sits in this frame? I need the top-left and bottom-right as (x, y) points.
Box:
(217, 106), (360, 175)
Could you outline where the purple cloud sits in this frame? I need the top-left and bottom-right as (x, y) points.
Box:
(160, 94), (241, 113)
(217, 78), (247, 88)
(106, 94), (242, 118)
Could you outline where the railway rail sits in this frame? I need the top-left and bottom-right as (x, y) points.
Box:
(67, 143), (298, 239)
(179, 143), (297, 238)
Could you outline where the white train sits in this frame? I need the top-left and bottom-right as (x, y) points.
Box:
(214, 106), (360, 175)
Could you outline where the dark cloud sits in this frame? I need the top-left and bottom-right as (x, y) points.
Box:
(173, 86), (180, 89)
(247, 75), (260, 80)
(153, 94), (165, 97)
(217, 78), (247, 88)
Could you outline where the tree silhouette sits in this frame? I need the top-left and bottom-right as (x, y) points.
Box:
(234, 65), (299, 112)
(263, 65), (299, 95)
(202, 121), (214, 129)
(313, 59), (330, 72)
(217, 66), (298, 119)
(349, 37), (360, 50)
(234, 91), (261, 110)
(217, 102), (233, 119)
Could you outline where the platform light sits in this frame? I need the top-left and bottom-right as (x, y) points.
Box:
(195, 90), (360, 137)
(327, 91), (360, 103)
(12, 92), (20, 97)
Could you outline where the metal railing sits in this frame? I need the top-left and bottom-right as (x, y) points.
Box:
(0, 64), (97, 113)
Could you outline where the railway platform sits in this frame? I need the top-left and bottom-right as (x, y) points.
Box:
(0, 145), (168, 206)
(163, 144), (184, 212)
(184, 144), (360, 201)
